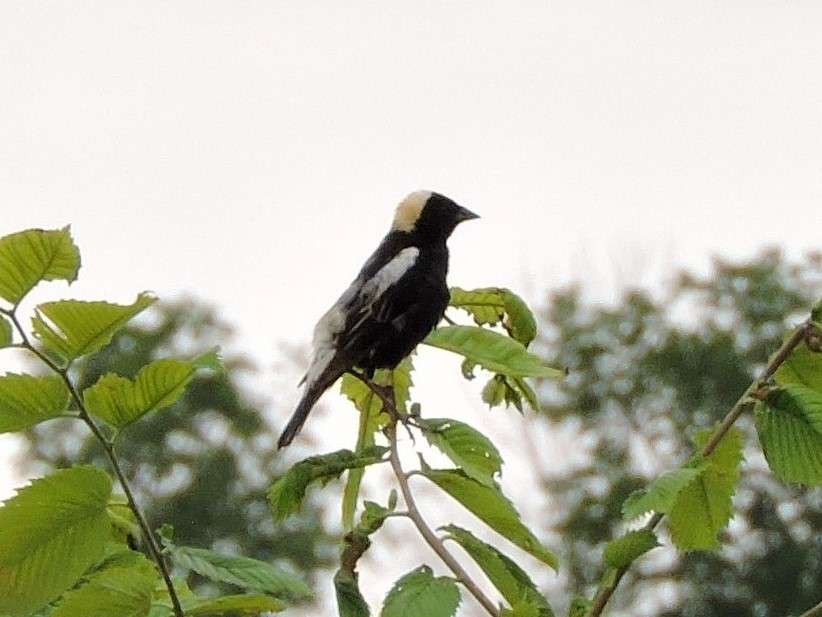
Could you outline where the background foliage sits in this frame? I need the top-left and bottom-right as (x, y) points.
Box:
(2, 225), (820, 617)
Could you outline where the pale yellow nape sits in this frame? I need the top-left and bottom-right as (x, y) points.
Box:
(391, 190), (432, 232)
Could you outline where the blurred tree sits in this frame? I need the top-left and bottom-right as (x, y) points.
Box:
(532, 249), (822, 616)
(19, 298), (335, 580)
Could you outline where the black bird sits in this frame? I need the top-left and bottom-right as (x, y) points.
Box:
(277, 191), (479, 448)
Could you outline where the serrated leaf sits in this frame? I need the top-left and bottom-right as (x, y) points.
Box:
(443, 525), (553, 616)
(84, 359), (198, 428)
(0, 316), (11, 347)
(0, 466), (113, 615)
(423, 469), (558, 570)
(169, 544), (311, 598)
(450, 287), (506, 327)
(755, 385), (822, 484)
(568, 597), (592, 617)
(481, 375), (539, 413)
(381, 566), (460, 617)
(774, 340), (822, 394)
(0, 373), (70, 433)
(0, 227), (81, 305)
(269, 447), (388, 520)
(621, 467), (705, 520)
(498, 290), (538, 348)
(192, 346), (223, 371)
(424, 325), (560, 379)
(32, 294), (155, 363)
(602, 529), (659, 569)
(356, 500), (395, 536)
(449, 288), (537, 347)
(50, 557), (157, 617)
(668, 428), (744, 552)
(501, 604), (541, 617)
(181, 594), (286, 615)
(419, 418), (503, 487)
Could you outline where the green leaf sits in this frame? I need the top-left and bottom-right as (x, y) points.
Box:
(0, 227), (81, 305)
(424, 325), (561, 379)
(381, 566), (460, 617)
(422, 469), (559, 570)
(501, 604), (541, 617)
(498, 290), (538, 348)
(169, 544), (311, 598)
(32, 294), (155, 363)
(0, 466), (113, 615)
(419, 418), (503, 487)
(50, 557), (157, 617)
(774, 340), (822, 394)
(191, 346), (224, 371)
(0, 373), (70, 433)
(568, 597), (592, 617)
(356, 499), (396, 536)
(84, 359), (198, 428)
(621, 467), (705, 519)
(668, 428), (744, 551)
(335, 567), (370, 617)
(443, 525), (553, 616)
(0, 315), (11, 347)
(449, 287), (537, 347)
(602, 529), (659, 569)
(755, 385), (822, 484)
(335, 499), (396, 617)
(269, 447), (388, 520)
(181, 594), (286, 615)
(481, 375), (540, 413)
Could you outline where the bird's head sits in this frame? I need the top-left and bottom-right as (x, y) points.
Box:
(391, 190), (479, 240)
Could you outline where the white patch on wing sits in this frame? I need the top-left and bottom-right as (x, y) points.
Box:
(302, 247), (419, 389)
(361, 247), (419, 299)
(303, 303), (345, 388)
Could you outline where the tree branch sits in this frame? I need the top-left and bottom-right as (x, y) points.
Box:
(387, 423), (501, 617)
(798, 599), (822, 617)
(351, 373), (500, 616)
(585, 320), (811, 617)
(9, 310), (185, 617)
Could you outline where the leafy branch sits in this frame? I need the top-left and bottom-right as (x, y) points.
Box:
(2, 306), (185, 617)
(271, 288), (560, 617)
(368, 380), (501, 616)
(0, 227), (311, 616)
(586, 320), (815, 617)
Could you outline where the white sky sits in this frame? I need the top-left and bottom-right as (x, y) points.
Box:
(2, 2), (822, 613)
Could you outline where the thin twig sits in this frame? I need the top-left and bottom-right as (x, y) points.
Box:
(387, 422), (501, 617)
(586, 321), (810, 617)
(355, 376), (501, 616)
(9, 311), (185, 617)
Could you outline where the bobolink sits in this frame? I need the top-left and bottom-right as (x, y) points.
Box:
(277, 191), (478, 449)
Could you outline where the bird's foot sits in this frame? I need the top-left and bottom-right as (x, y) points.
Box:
(347, 369), (420, 440)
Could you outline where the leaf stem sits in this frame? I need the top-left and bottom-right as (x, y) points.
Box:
(9, 311), (185, 617)
(585, 320), (811, 617)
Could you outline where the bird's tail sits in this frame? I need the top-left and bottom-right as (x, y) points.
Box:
(277, 368), (344, 449)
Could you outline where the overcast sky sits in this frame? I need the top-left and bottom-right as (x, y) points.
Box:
(2, 2), (822, 612)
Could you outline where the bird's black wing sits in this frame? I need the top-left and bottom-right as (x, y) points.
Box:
(335, 246), (422, 357)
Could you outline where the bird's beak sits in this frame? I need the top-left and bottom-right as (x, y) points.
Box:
(456, 206), (480, 222)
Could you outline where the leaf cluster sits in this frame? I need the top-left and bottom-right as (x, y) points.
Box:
(272, 287), (561, 616)
(0, 228), (313, 616)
